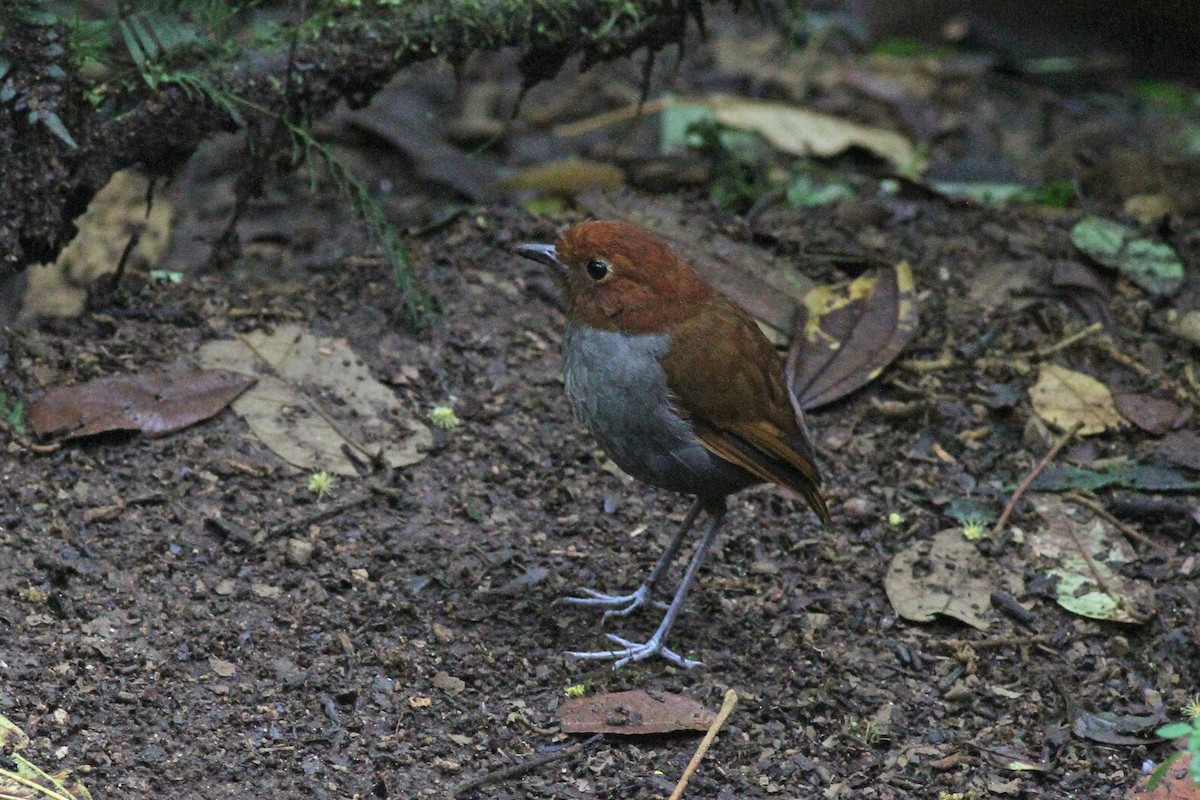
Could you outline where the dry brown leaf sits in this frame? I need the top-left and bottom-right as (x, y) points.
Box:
(1029, 365), (1121, 435)
(559, 690), (716, 735)
(197, 324), (430, 476)
(885, 529), (1020, 630)
(1114, 392), (1191, 435)
(787, 261), (918, 410)
(27, 369), (256, 441)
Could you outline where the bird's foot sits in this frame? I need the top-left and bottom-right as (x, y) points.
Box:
(568, 633), (703, 670)
(555, 585), (653, 622)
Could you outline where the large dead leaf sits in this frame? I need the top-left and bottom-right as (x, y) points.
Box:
(786, 262), (918, 410)
(27, 369), (255, 441)
(558, 690), (715, 735)
(885, 529), (1020, 630)
(1059, 690), (1159, 745)
(1029, 364), (1122, 435)
(1029, 495), (1155, 624)
(197, 324), (430, 475)
(705, 94), (921, 173)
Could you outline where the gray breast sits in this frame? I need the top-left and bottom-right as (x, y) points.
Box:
(561, 323), (757, 499)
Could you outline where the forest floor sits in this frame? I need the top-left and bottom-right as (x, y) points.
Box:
(2, 8), (1199, 800)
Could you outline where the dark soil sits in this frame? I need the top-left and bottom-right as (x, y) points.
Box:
(2, 11), (1199, 800)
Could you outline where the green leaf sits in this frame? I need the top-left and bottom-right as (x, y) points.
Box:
(1070, 216), (1184, 297)
(786, 174), (856, 207)
(40, 111), (78, 149)
(1030, 462), (1200, 492)
(1157, 723), (1197, 739)
(659, 100), (714, 154)
(944, 497), (997, 526)
(1144, 751), (1181, 790)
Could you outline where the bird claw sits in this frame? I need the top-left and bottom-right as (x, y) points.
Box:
(568, 634), (704, 670)
(555, 585), (652, 621)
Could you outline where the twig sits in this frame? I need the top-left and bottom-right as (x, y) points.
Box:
(1063, 491), (1159, 550)
(990, 422), (1081, 539)
(1094, 337), (1200, 408)
(1035, 322), (1103, 358)
(449, 734), (603, 798)
(265, 491), (373, 538)
(552, 97), (671, 137)
(668, 689), (738, 800)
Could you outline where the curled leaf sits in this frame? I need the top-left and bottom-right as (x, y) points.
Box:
(787, 261), (918, 410)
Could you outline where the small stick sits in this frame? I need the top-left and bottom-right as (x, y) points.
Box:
(1094, 337), (1200, 408)
(265, 491), (373, 538)
(553, 97), (672, 137)
(990, 422), (1081, 539)
(668, 689), (738, 800)
(1035, 322), (1103, 358)
(1063, 490), (1159, 550)
(449, 734), (603, 798)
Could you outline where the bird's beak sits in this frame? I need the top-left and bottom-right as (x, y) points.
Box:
(514, 243), (563, 274)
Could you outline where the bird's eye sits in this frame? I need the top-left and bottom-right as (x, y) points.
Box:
(586, 259), (610, 281)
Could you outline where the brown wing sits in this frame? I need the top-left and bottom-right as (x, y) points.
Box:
(662, 297), (830, 524)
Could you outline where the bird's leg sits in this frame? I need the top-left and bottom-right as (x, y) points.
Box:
(569, 504), (725, 669)
(557, 498), (702, 621)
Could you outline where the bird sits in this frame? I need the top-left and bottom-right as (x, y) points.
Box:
(515, 220), (830, 668)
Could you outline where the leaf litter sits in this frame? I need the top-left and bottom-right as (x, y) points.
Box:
(787, 261), (918, 410)
(1028, 495), (1155, 624)
(197, 323), (431, 476)
(884, 529), (1020, 630)
(1029, 364), (1123, 435)
(26, 369), (255, 440)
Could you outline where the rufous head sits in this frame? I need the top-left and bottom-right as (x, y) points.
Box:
(515, 220), (714, 334)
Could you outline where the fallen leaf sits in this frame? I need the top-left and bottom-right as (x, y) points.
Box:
(208, 657), (237, 678)
(1060, 691), (1158, 746)
(787, 261), (918, 410)
(1029, 495), (1156, 624)
(27, 369), (255, 441)
(1158, 430), (1200, 471)
(884, 529), (1020, 630)
(1114, 393), (1191, 435)
(1029, 364), (1122, 435)
(705, 94), (921, 173)
(558, 690), (716, 735)
(1031, 461), (1200, 492)
(197, 324), (431, 476)
(498, 158), (624, 195)
(1070, 216), (1184, 298)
